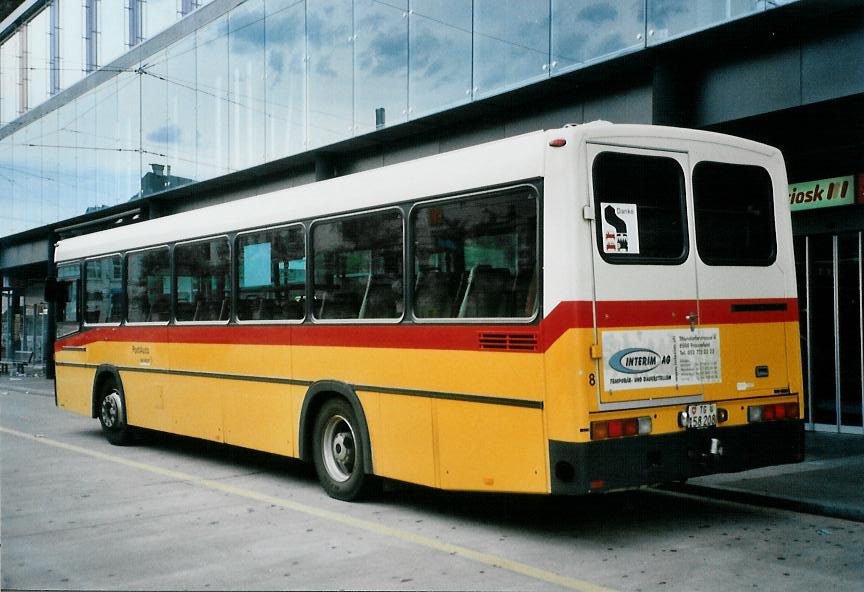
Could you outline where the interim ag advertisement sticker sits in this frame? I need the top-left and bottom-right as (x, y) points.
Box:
(601, 328), (721, 391)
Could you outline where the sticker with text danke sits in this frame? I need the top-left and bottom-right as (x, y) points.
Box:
(601, 328), (722, 391)
(600, 202), (640, 254)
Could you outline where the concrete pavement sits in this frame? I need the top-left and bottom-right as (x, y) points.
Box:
(3, 375), (862, 523)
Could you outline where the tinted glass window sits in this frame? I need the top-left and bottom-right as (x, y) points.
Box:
(593, 152), (687, 264)
(175, 238), (231, 322)
(237, 226), (306, 321)
(126, 247), (171, 323)
(413, 189), (538, 319)
(85, 256), (123, 324)
(312, 211), (403, 320)
(693, 162), (776, 266)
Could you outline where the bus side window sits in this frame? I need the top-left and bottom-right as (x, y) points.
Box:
(174, 237), (231, 323)
(312, 210), (404, 321)
(84, 255), (123, 324)
(412, 189), (538, 320)
(237, 225), (305, 322)
(126, 247), (171, 323)
(56, 263), (81, 337)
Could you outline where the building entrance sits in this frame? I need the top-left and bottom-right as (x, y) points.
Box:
(796, 232), (863, 433)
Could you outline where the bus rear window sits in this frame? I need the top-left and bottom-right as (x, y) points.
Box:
(693, 162), (776, 266)
(592, 152), (687, 264)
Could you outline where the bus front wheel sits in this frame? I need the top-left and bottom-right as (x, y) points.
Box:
(98, 382), (133, 446)
(312, 398), (376, 501)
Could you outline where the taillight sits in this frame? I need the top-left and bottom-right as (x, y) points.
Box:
(591, 417), (652, 441)
(748, 403), (799, 423)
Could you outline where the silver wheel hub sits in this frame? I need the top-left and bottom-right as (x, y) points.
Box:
(101, 391), (123, 429)
(322, 415), (356, 483)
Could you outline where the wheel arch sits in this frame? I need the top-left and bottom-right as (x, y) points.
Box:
(91, 365), (127, 420)
(299, 380), (374, 475)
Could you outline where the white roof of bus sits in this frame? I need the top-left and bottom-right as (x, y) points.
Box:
(54, 123), (779, 263)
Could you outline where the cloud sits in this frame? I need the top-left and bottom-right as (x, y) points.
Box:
(146, 124), (182, 145)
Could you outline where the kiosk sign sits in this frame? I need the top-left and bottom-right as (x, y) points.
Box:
(789, 175), (854, 211)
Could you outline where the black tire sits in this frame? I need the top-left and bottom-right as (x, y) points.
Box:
(311, 398), (376, 501)
(97, 380), (134, 446)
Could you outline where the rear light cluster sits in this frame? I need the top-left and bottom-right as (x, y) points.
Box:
(748, 402), (800, 422)
(590, 416), (652, 441)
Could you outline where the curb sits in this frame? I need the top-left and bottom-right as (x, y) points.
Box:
(660, 482), (864, 523)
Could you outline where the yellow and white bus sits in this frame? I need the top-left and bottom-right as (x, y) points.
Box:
(53, 123), (804, 500)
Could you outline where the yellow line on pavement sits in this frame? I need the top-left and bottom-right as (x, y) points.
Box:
(1, 426), (616, 592)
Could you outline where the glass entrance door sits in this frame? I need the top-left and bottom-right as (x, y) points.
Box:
(799, 232), (864, 434)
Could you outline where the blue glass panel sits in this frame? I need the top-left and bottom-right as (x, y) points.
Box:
(165, 36), (196, 187)
(408, 0), (471, 117)
(648, 0), (761, 45)
(59, 0), (86, 89)
(307, 0), (354, 147)
(116, 71), (141, 201)
(94, 78), (120, 205)
(0, 135), (14, 236)
(354, 0), (407, 134)
(55, 101), (80, 221)
(27, 8), (52, 109)
(196, 15), (230, 180)
(229, 0), (266, 171)
(552, 0), (645, 74)
(75, 90), (99, 212)
(22, 121), (43, 229)
(141, 50), (169, 195)
(144, 0), (181, 40)
(473, 0), (550, 98)
(41, 110), (60, 226)
(1, 33), (20, 124)
(98, 0), (128, 66)
(265, 0), (307, 160)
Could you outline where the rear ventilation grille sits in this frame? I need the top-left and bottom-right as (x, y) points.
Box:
(478, 332), (538, 352)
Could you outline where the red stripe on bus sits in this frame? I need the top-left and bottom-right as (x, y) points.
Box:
(54, 298), (798, 354)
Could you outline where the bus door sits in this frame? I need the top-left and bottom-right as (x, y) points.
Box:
(587, 144), (710, 413)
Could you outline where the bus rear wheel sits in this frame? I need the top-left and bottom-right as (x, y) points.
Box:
(98, 382), (133, 446)
(312, 398), (376, 501)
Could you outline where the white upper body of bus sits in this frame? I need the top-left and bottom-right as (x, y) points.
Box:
(54, 122), (795, 314)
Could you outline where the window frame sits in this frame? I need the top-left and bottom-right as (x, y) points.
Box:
(235, 222), (308, 325)
(309, 206), (406, 325)
(82, 253), (124, 327)
(591, 150), (689, 266)
(408, 183), (541, 325)
(125, 244), (172, 326)
(173, 234), (232, 326)
(692, 160), (778, 267)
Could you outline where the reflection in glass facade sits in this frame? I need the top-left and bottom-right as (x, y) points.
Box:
(0, 0), (798, 237)
(473, 0), (549, 98)
(552, 0), (645, 73)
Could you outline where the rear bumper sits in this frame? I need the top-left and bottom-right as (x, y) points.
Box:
(549, 420), (804, 495)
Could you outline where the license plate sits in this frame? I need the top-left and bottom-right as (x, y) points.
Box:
(687, 403), (717, 429)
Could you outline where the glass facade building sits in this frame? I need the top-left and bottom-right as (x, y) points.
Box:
(0, 0), (797, 238)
